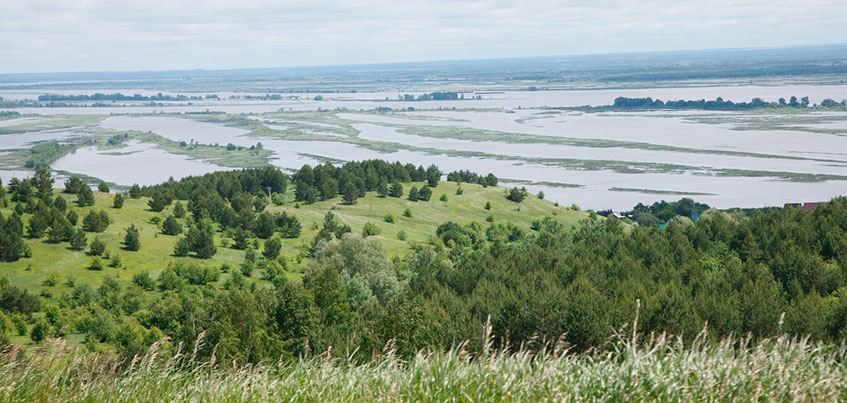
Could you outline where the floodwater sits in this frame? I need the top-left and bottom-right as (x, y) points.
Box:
(51, 141), (226, 186)
(3, 84), (847, 210)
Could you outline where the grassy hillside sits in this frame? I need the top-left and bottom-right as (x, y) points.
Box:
(0, 181), (586, 296)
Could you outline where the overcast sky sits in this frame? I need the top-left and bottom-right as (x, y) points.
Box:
(1, 0), (845, 74)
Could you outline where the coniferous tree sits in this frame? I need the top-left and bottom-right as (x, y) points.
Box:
(77, 186), (95, 207)
(66, 209), (78, 226)
(88, 237), (105, 256)
(69, 228), (87, 251)
(128, 184), (142, 199)
(27, 206), (51, 238)
(32, 168), (54, 202)
(172, 201), (186, 218)
(123, 224), (140, 251)
(52, 195), (67, 212)
(377, 181), (389, 198)
(254, 211), (275, 239)
(389, 181), (403, 198)
(113, 193), (124, 209)
(162, 215), (182, 236)
(408, 186), (419, 202)
(263, 237), (281, 260)
(342, 182), (358, 205)
(426, 164), (441, 187)
(63, 176), (85, 194)
(97, 181), (110, 193)
(418, 186), (432, 201)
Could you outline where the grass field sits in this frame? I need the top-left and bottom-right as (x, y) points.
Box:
(0, 181), (585, 297)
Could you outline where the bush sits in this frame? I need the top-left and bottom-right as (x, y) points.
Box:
(132, 271), (155, 291)
(97, 181), (110, 193)
(384, 214), (395, 224)
(362, 222), (381, 237)
(403, 208), (412, 218)
(485, 201), (491, 210)
(397, 231), (407, 241)
(88, 257), (104, 271)
(440, 194), (448, 202)
(507, 187), (528, 203)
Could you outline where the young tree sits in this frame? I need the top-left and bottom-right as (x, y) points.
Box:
(52, 195), (67, 212)
(66, 209), (78, 226)
(128, 184), (142, 199)
(69, 228), (87, 251)
(408, 186), (419, 202)
(418, 186), (432, 201)
(123, 224), (141, 251)
(426, 164), (441, 187)
(377, 181), (389, 198)
(506, 187), (528, 203)
(342, 182), (358, 205)
(162, 215), (182, 236)
(97, 181), (110, 193)
(254, 211), (275, 239)
(113, 193), (124, 209)
(47, 216), (73, 243)
(148, 190), (171, 212)
(63, 176), (85, 194)
(27, 207), (51, 238)
(88, 237), (106, 256)
(186, 223), (216, 258)
(83, 210), (109, 232)
(389, 181), (403, 198)
(172, 201), (186, 218)
(32, 168), (54, 202)
(263, 237), (281, 260)
(173, 237), (190, 256)
(77, 186), (95, 207)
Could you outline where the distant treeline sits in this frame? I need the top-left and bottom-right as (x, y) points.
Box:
(36, 93), (216, 102)
(603, 96), (847, 111)
(399, 92), (463, 101)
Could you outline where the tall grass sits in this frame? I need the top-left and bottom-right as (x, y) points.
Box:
(1, 322), (846, 402)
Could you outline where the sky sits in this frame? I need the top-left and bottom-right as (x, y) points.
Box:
(1, 0), (846, 74)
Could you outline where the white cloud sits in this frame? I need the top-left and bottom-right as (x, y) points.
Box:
(0, 0), (845, 73)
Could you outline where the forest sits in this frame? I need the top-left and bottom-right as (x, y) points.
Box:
(1, 163), (847, 370)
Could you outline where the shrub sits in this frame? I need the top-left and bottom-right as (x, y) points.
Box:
(403, 208), (412, 218)
(384, 214), (395, 224)
(362, 222), (381, 237)
(88, 257), (103, 271)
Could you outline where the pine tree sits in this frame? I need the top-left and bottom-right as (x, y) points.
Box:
(97, 181), (110, 193)
(254, 211), (275, 239)
(162, 215), (182, 236)
(77, 186), (95, 207)
(263, 237), (281, 260)
(172, 201), (186, 218)
(389, 181), (403, 198)
(113, 193), (124, 209)
(69, 228), (87, 251)
(408, 186), (419, 202)
(123, 224), (140, 251)
(342, 182), (358, 205)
